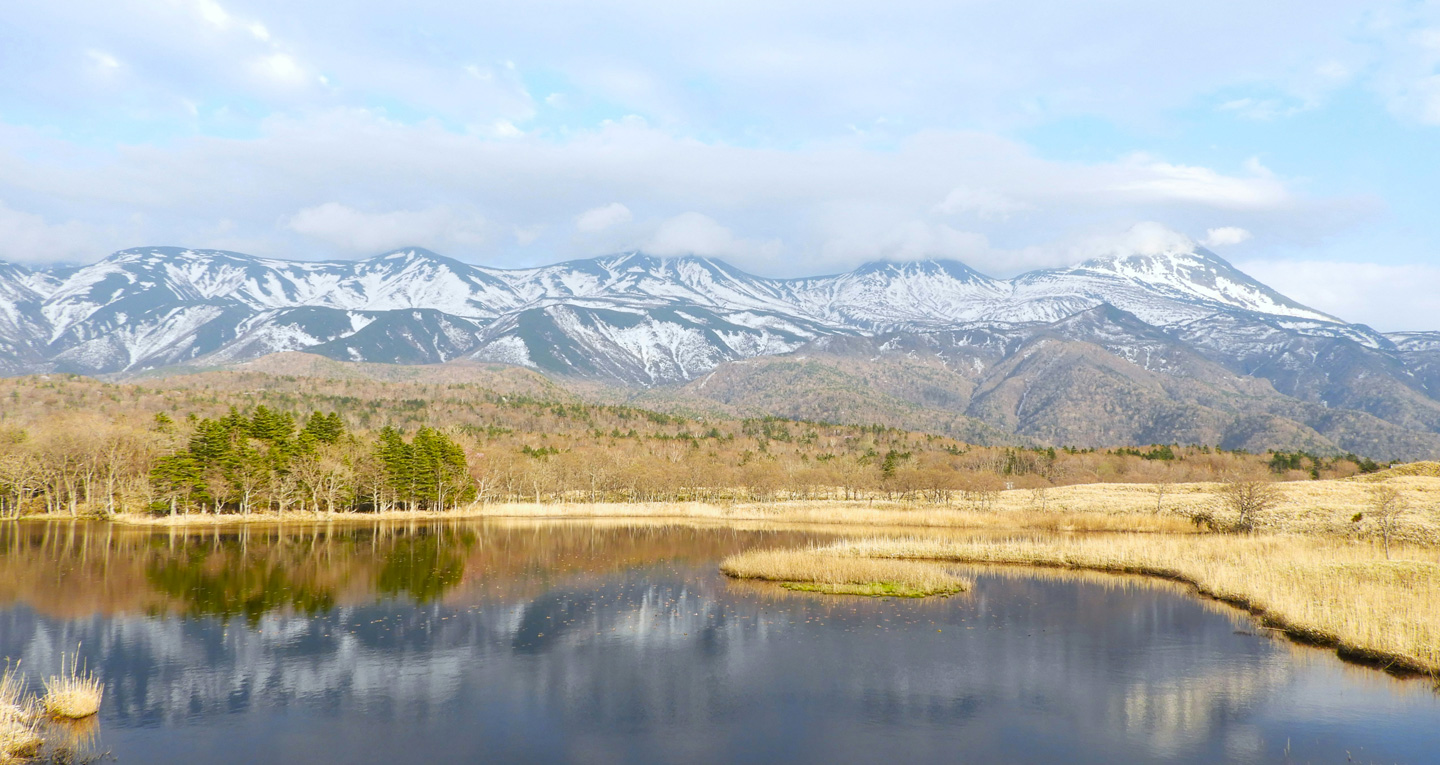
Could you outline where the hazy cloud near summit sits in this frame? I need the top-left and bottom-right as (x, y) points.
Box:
(0, 113), (1341, 277)
(575, 203), (633, 233)
(287, 203), (489, 255)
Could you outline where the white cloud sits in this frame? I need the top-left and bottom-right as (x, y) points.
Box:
(513, 225), (544, 245)
(575, 203), (633, 233)
(86, 50), (120, 71)
(1202, 226), (1254, 247)
(1110, 158), (1289, 209)
(0, 201), (112, 265)
(1365, 7), (1440, 125)
(253, 53), (306, 86)
(286, 203), (487, 255)
(1219, 97), (1304, 121)
(1064, 222), (1198, 260)
(858, 222), (990, 263)
(194, 0), (232, 29)
(488, 119), (524, 138)
(1237, 259), (1440, 330)
(645, 212), (780, 260)
(934, 187), (1032, 218)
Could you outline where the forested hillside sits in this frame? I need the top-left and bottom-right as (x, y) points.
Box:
(0, 368), (1381, 518)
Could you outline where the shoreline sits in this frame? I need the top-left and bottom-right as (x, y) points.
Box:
(1, 475), (1431, 541)
(20, 499), (1203, 535)
(722, 535), (1440, 676)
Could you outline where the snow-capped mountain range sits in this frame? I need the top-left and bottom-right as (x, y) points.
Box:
(4, 244), (1440, 457)
(0, 244), (1355, 375)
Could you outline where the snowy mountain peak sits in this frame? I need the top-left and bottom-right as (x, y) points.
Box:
(852, 258), (995, 283)
(1075, 244), (1226, 273)
(1020, 245), (1337, 325)
(367, 246), (469, 269)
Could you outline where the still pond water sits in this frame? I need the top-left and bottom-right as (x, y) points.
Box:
(0, 520), (1436, 764)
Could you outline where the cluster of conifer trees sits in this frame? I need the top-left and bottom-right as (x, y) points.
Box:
(148, 407), (473, 515)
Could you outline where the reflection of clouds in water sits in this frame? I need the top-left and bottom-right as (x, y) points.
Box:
(1117, 654), (1291, 758)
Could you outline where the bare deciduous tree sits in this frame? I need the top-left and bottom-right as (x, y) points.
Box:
(1365, 484), (1408, 559)
(1029, 486), (1049, 511)
(1214, 478), (1284, 533)
(1151, 475), (1175, 515)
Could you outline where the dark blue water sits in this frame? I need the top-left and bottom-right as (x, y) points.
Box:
(0, 520), (1435, 764)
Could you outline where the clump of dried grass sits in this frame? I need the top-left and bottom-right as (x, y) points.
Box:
(721, 546), (970, 597)
(42, 655), (102, 721)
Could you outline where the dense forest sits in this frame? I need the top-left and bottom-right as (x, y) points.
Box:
(0, 371), (1386, 518)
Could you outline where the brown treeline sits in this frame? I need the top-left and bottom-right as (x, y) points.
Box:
(0, 372), (1374, 518)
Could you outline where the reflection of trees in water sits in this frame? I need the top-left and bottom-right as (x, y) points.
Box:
(146, 551), (337, 626)
(0, 519), (824, 622)
(376, 529), (475, 604)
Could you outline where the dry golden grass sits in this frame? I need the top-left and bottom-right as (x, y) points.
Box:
(785, 534), (1440, 673)
(721, 546), (970, 597)
(0, 666), (25, 722)
(0, 659), (104, 763)
(41, 655), (102, 721)
(114, 498), (1198, 534)
(109, 475), (1440, 549)
(1361, 461), (1440, 480)
(0, 724), (42, 764)
(0, 665), (41, 763)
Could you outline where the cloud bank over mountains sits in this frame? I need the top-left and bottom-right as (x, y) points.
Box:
(0, 0), (1438, 329)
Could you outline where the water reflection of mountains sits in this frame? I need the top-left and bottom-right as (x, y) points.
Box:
(2, 520), (1432, 763)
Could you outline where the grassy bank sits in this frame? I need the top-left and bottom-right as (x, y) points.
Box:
(720, 547), (970, 596)
(722, 534), (1440, 674)
(92, 475), (1440, 544)
(107, 497), (1196, 534)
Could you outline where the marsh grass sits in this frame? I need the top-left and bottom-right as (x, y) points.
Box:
(114, 476), (1440, 545)
(797, 535), (1440, 673)
(0, 664), (41, 763)
(0, 725), (43, 764)
(113, 498), (1198, 534)
(720, 547), (970, 597)
(0, 656), (105, 763)
(41, 654), (102, 721)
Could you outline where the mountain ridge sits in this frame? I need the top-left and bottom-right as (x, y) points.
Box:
(3, 243), (1439, 458)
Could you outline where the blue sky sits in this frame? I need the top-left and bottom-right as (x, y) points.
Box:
(1, 0), (1439, 328)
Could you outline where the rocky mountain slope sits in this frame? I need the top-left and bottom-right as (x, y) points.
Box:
(3, 243), (1439, 458)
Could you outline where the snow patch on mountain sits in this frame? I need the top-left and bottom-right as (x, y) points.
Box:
(0, 242), (1393, 386)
